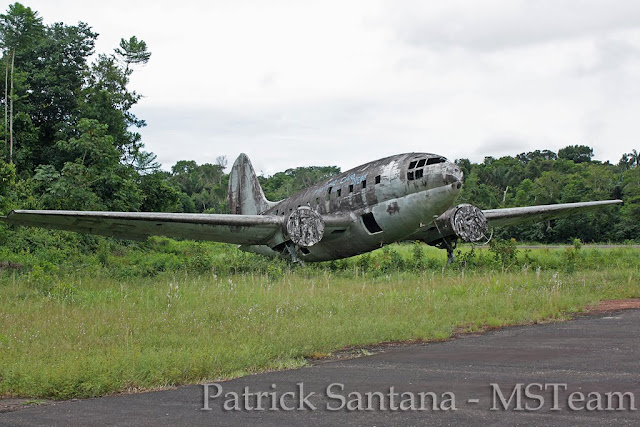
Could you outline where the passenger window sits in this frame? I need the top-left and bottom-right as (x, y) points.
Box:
(337, 189), (342, 197)
(326, 186), (332, 201)
(349, 184), (354, 193)
(362, 180), (367, 189)
(375, 175), (381, 184)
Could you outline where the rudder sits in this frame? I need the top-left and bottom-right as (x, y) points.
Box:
(227, 153), (275, 215)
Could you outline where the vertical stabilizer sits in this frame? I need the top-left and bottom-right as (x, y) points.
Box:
(227, 153), (274, 215)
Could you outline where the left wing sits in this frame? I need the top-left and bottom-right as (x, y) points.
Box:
(0, 210), (285, 244)
(482, 200), (623, 228)
(405, 200), (623, 244)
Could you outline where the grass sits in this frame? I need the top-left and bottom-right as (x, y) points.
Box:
(1, 244), (639, 399)
(0, 230), (639, 399)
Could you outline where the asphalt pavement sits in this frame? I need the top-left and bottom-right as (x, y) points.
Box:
(1, 309), (639, 426)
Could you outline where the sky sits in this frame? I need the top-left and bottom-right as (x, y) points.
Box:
(12, 0), (640, 175)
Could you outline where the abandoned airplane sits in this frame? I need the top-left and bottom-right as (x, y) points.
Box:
(0, 153), (622, 262)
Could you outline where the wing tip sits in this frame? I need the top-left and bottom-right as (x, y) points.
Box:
(601, 199), (624, 206)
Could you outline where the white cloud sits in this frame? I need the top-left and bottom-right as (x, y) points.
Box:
(18, 0), (640, 174)
(383, 0), (640, 50)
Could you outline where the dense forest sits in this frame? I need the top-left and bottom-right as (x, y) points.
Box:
(0, 2), (638, 245)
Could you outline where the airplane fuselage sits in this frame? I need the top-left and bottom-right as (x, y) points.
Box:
(241, 153), (464, 261)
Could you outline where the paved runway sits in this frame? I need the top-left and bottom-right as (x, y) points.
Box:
(2, 309), (639, 426)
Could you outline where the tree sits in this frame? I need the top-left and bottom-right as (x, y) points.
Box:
(139, 171), (182, 212)
(454, 158), (472, 180)
(0, 4), (163, 215)
(56, 118), (119, 169)
(558, 145), (594, 163)
(516, 149), (557, 163)
(34, 119), (143, 211)
(259, 166), (341, 201)
(28, 22), (96, 153)
(614, 166), (640, 240)
(132, 151), (160, 174)
(115, 36), (151, 74)
(1, 4), (96, 172)
(455, 168), (500, 209)
(81, 45), (149, 166)
(618, 149), (639, 170)
(169, 160), (230, 213)
(0, 2), (45, 164)
(0, 161), (16, 212)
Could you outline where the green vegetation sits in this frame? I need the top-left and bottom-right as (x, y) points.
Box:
(0, 238), (639, 399)
(455, 149), (640, 243)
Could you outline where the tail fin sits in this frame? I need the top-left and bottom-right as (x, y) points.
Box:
(227, 153), (275, 215)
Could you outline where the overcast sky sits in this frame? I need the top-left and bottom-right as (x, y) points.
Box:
(16, 0), (640, 175)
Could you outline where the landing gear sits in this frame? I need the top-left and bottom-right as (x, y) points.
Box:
(446, 246), (455, 265)
(434, 237), (457, 265)
(284, 241), (304, 265)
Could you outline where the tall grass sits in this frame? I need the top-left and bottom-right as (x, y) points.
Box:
(0, 228), (639, 399)
(1, 243), (639, 399)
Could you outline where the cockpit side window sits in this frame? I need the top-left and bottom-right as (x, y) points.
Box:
(407, 157), (425, 181)
(427, 157), (446, 165)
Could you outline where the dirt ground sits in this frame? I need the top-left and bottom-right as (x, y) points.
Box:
(588, 298), (640, 312)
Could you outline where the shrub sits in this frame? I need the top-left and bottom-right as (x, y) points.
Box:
(489, 238), (519, 269)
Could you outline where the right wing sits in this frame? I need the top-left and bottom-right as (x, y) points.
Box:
(0, 209), (354, 246)
(0, 210), (285, 244)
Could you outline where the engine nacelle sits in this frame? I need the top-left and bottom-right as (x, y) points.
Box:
(434, 204), (488, 243)
(286, 206), (325, 247)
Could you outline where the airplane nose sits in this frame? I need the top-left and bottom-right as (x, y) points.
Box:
(443, 162), (463, 189)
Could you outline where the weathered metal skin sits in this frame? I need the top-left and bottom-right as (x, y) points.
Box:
(481, 200), (624, 228)
(241, 153), (465, 261)
(0, 211), (284, 244)
(228, 153), (278, 215)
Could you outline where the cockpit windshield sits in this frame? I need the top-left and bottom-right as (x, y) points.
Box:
(407, 156), (446, 180)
